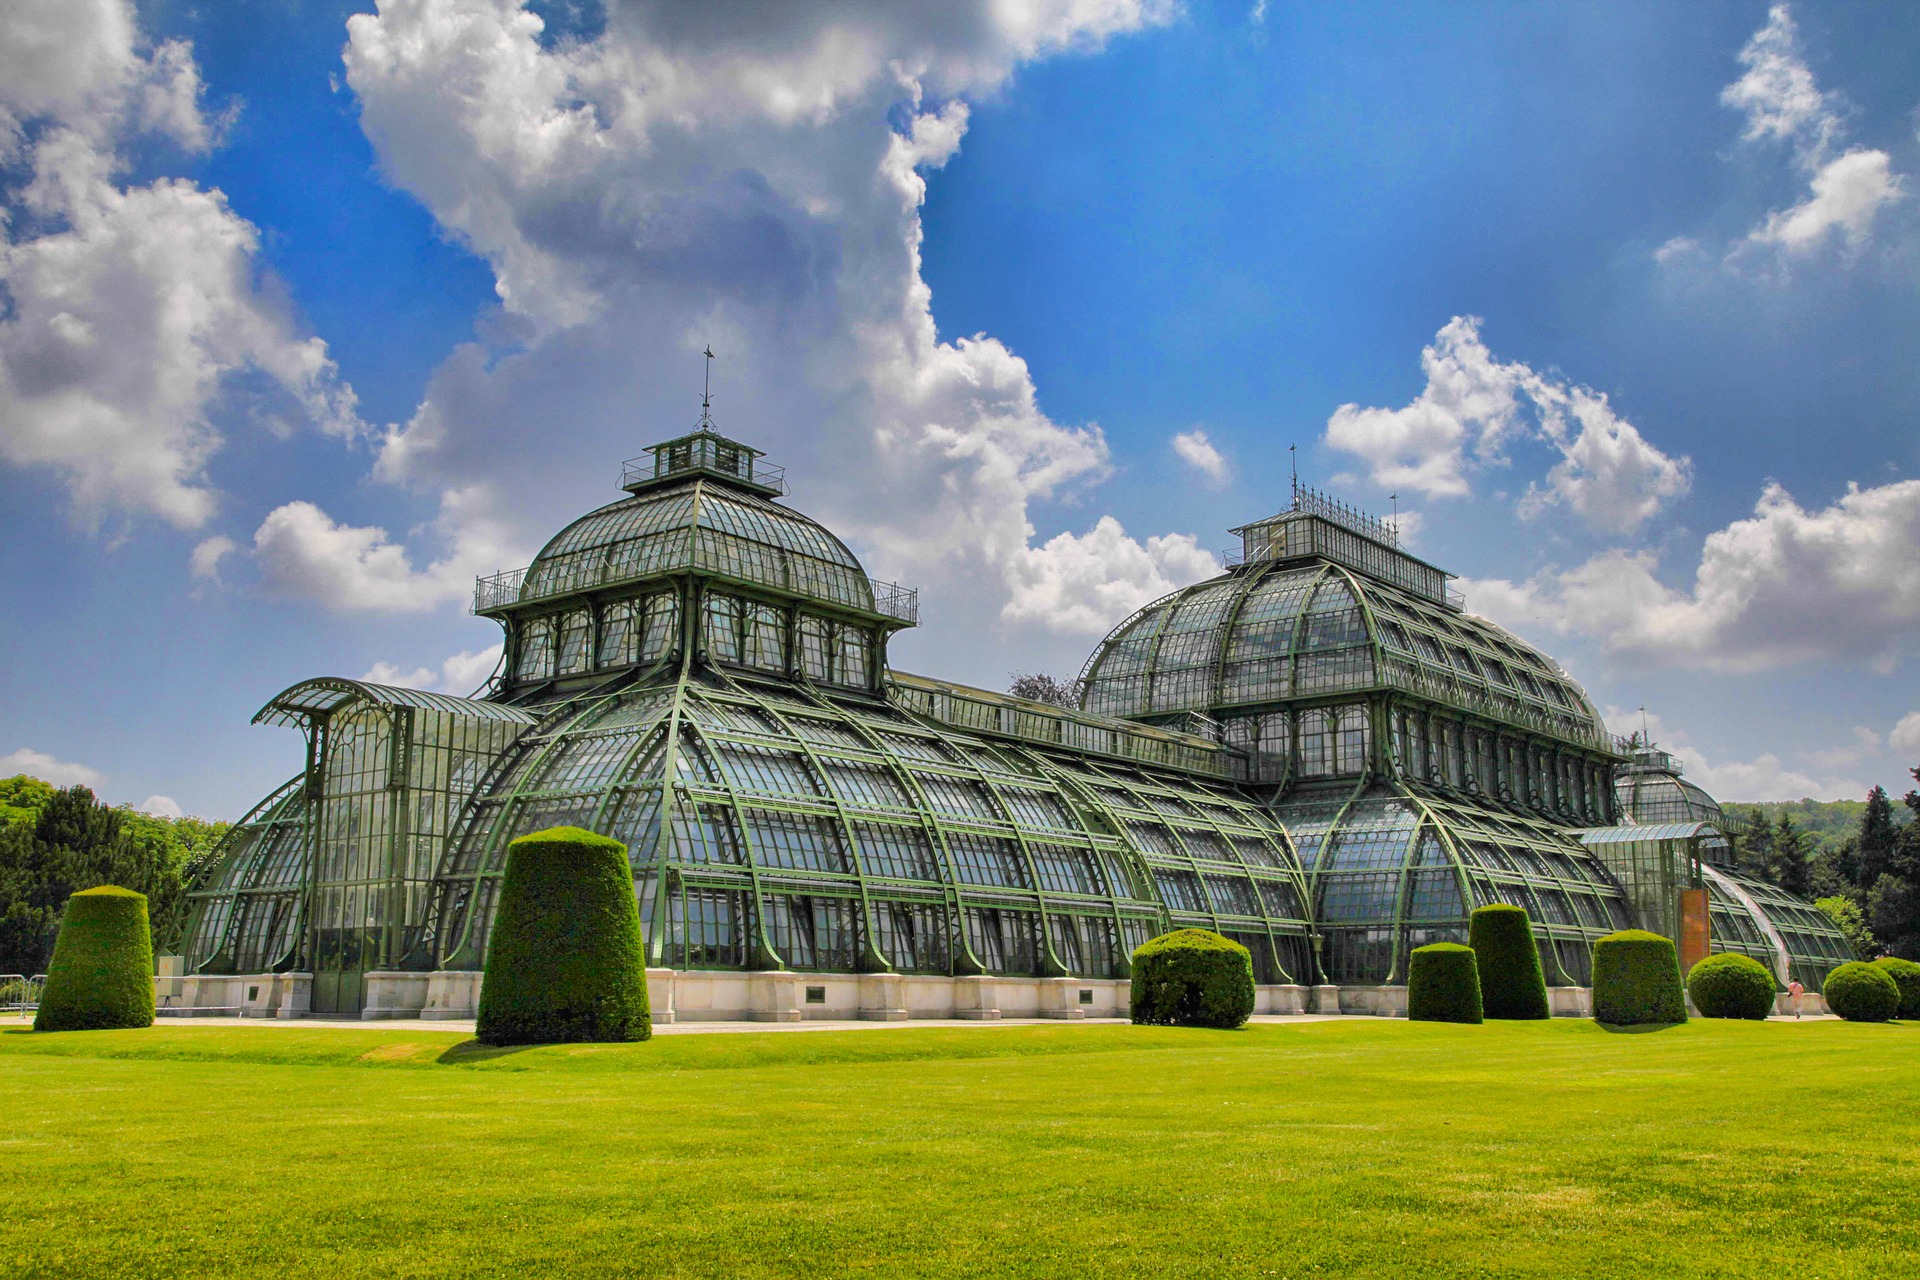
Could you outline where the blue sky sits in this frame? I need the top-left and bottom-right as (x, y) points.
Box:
(2, 0), (1917, 819)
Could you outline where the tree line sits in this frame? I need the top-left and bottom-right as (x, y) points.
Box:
(0, 776), (229, 976)
(1725, 772), (1920, 960)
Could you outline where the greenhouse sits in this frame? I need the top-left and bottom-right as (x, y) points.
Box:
(179, 424), (1853, 1020)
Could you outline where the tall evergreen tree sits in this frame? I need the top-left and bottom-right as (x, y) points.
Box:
(1772, 814), (1812, 898)
(1858, 785), (1898, 886)
(1737, 809), (1775, 883)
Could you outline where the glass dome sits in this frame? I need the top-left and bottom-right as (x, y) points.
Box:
(1080, 560), (1607, 751)
(520, 480), (877, 615)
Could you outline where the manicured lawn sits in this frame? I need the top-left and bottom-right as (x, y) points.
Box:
(0, 1019), (1915, 1278)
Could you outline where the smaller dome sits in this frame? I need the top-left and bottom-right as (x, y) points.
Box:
(1078, 559), (1606, 749)
(1615, 747), (1728, 828)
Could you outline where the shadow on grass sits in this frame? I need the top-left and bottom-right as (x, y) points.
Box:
(1596, 1021), (1688, 1034)
(436, 1039), (541, 1065)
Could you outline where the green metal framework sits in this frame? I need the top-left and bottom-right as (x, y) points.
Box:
(179, 431), (1856, 1009)
(420, 665), (1313, 981)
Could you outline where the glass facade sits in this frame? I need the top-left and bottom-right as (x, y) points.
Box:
(180, 430), (1855, 1010)
(421, 673), (1314, 981)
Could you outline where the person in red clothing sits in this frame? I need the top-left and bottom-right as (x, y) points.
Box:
(1787, 979), (1805, 1019)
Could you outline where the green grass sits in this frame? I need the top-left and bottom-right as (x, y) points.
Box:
(1, 1019), (1916, 1278)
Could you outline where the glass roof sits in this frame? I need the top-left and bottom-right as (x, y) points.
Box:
(419, 671), (1317, 981)
(514, 478), (879, 614)
(1284, 783), (1639, 987)
(1078, 560), (1608, 750)
(253, 677), (538, 729)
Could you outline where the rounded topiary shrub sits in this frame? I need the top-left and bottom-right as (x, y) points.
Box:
(1870, 957), (1920, 1020)
(1591, 930), (1687, 1026)
(1467, 904), (1549, 1020)
(1686, 953), (1776, 1020)
(1130, 929), (1255, 1029)
(1407, 942), (1483, 1024)
(477, 826), (650, 1046)
(34, 886), (155, 1032)
(1824, 961), (1900, 1023)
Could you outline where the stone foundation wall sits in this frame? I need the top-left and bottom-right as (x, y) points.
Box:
(168, 970), (1834, 1021)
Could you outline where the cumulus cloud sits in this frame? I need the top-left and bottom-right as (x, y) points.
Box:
(1325, 316), (1689, 533)
(361, 643), (504, 693)
(1467, 478), (1920, 674)
(0, 746), (106, 790)
(1713, 5), (1906, 262)
(1171, 429), (1229, 487)
(250, 488), (517, 614)
(252, 486), (517, 612)
(1891, 712), (1920, 757)
(1743, 148), (1906, 253)
(0, 0), (359, 531)
(1003, 515), (1218, 635)
(335, 0), (1182, 646)
(138, 794), (183, 818)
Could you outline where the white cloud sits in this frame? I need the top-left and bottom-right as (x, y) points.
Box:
(1003, 515), (1218, 635)
(1710, 5), (1906, 263)
(1741, 148), (1905, 253)
(252, 486), (516, 613)
(1652, 236), (1700, 264)
(360, 661), (438, 690)
(1171, 429), (1229, 487)
(441, 644), (505, 692)
(1325, 316), (1689, 532)
(137, 794), (183, 818)
(1720, 5), (1838, 158)
(189, 534), (235, 580)
(0, 746), (106, 790)
(361, 643), (503, 693)
(1891, 712), (1920, 757)
(1468, 477), (1920, 673)
(0, 0), (360, 530)
(337, 0), (1184, 646)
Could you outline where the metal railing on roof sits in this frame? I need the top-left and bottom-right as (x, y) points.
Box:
(869, 578), (920, 625)
(1290, 485), (1400, 546)
(621, 454), (786, 495)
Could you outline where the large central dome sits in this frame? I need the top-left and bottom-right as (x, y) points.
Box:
(523, 480), (876, 614)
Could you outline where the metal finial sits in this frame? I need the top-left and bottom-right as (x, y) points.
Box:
(1290, 444), (1298, 504)
(699, 344), (716, 428)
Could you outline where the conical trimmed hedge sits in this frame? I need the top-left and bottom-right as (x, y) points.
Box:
(1467, 904), (1549, 1020)
(34, 886), (154, 1032)
(1129, 929), (1255, 1029)
(1407, 942), (1482, 1024)
(1870, 957), (1920, 1019)
(477, 826), (650, 1046)
(1686, 952), (1775, 1020)
(1592, 930), (1687, 1026)
(1824, 961), (1900, 1023)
